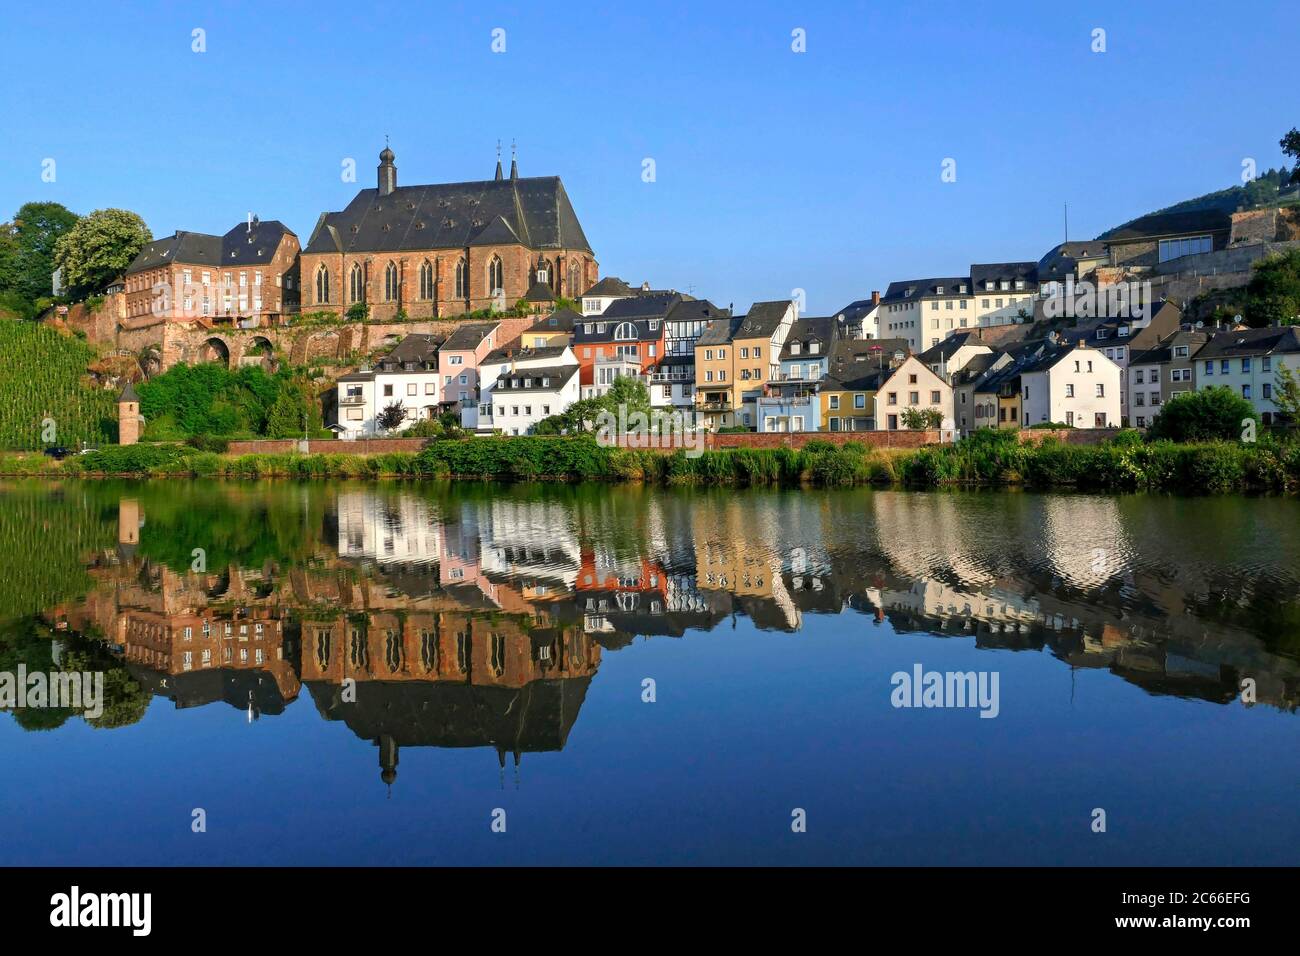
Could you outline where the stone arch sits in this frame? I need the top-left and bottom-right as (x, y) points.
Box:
(201, 337), (231, 366)
(240, 335), (276, 370)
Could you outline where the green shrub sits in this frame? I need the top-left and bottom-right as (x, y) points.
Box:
(1146, 387), (1259, 443)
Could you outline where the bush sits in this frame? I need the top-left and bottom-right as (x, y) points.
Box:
(1147, 388), (1259, 443)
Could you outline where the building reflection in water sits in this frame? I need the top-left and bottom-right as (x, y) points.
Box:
(33, 487), (1300, 784)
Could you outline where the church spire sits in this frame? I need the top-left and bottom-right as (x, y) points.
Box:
(494, 140), (503, 181)
(378, 136), (397, 196)
(509, 139), (518, 181)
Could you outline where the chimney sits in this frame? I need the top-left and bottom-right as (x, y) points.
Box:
(871, 290), (880, 306)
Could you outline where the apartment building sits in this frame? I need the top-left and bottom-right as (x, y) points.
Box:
(693, 300), (797, 430)
(1193, 326), (1300, 425)
(653, 298), (726, 410)
(1126, 329), (1209, 428)
(475, 345), (578, 433)
(879, 277), (972, 353)
(970, 262), (1038, 328)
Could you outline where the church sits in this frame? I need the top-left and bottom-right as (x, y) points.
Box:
(299, 145), (598, 321)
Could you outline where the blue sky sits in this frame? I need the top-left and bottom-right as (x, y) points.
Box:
(1, 0), (1293, 315)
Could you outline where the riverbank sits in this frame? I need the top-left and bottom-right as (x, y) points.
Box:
(4, 432), (1299, 494)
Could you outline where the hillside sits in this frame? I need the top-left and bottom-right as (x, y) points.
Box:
(0, 322), (118, 450)
(1099, 167), (1296, 239)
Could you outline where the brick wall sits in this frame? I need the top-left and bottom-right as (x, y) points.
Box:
(1015, 428), (1120, 445)
(227, 438), (430, 455)
(611, 430), (943, 452)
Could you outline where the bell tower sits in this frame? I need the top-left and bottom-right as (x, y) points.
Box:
(378, 139), (397, 196)
(117, 382), (141, 445)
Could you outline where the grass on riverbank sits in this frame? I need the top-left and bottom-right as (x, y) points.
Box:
(4, 431), (1299, 494)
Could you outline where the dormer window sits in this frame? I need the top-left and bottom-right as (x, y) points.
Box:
(985, 280), (994, 290)
(791, 342), (801, 354)
(810, 342), (820, 354)
(958, 284), (967, 293)
(999, 280), (1009, 290)
(935, 285), (944, 295)
(1014, 279), (1025, 290)
(1118, 325), (1129, 336)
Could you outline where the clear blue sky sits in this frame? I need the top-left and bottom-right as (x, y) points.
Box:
(1, 0), (1293, 315)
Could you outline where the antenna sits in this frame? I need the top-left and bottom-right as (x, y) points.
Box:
(1064, 202), (1069, 244)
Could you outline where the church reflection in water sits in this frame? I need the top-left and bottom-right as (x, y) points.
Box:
(34, 486), (1300, 785)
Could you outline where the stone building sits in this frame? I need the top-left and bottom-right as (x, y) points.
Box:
(123, 218), (300, 325)
(299, 145), (598, 321)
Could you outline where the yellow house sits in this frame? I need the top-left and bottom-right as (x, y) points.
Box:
(694, 300), (797, 429)
(521, 307), (580, 350)
(819, 338), (910, 431)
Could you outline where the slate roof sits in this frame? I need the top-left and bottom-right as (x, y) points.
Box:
(440, 321), (498, 352)
(127, 220), (295, 274)
(595, 291), (681, 321)
(304, 176), (591, 256)
(1194, 326), (1300, 359)
(734, 300), (793, 339)
(376, 333), (445, 370)
(880, 277), (970, 304)
(1129, 330), (1210, 366)
(918, 331), (981, 364)
(483, 344), (571, 365)
(582, 276), (635, 297)
(780, 316), (837, 359)
(493, 364), (579, 391)
(527, 308), (580, 333)
(823, 337), (911, 391)
(970, 261), (1038, 289)
(117, 381), (140, 402)
(695, 315), (743, 347)
(665, 298), (729, 325)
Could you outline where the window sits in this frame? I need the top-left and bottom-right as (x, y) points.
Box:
(1096, 384), (1105, 397)
(419, 260), (434, 299)
(349, 263), (364, 303)
(455, 258), (468, 299)
(887, 392), (897, 405)
(384, 261), (399, 301)
(407, 383), (417, 396)
(740, 347), (749, 359)
(1204, 361), (1214, 375)
(854, 393), (866, 409)
(1241, 357), (1252, 373)
(828, 395), (839, 409)
(1262, 357), (1272, 372)
(1158, 235), (1213, 262)
(614, 322), (637, 341)
(1065, 384), (1074, 397)
(1263, 383), (1272, 400)
(315, 265), (330, 303)
(1242, 384), (1252, 399)
(487, 256), (503, 295)
(908, 391), (919, 404)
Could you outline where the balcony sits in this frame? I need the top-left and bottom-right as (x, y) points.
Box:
(340, 395), (367, 406)
(697, 400), (732, 412)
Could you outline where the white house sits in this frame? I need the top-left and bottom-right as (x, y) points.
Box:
(1191, 326), (1300, 426)
(1019, 343), (1121, 428)
(476, 345), (578, 433)
(873, 355), (955, 431)
(490, 364), (581, 435)
(335, 333), (444, 437)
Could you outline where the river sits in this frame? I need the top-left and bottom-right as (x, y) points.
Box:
(1, 479), (1298, 865)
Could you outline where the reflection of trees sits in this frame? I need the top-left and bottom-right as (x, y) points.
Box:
(0, 619), (147, 731)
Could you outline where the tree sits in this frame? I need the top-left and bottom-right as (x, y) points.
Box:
(1244, 249), (1300, 327)
(1145, 387), (1259, 442)
(52, 208), (150, 298)
(1274, 362), (1300, 424)
(1281, 127), (1300, 183)
(534, 375), (652, 434)
(346, 302), (370, 322)
(7, 201), (79, 302)
(377, 401), (408, 433)
(900, 407), (943, 430)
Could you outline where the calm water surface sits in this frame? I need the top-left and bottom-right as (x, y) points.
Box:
(1, 479), (1298, 865)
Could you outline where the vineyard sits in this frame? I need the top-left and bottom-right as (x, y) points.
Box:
(0, 323), (118, 450)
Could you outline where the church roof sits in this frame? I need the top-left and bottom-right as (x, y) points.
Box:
(304, 176), (592, 256)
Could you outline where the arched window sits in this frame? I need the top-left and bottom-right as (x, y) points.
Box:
(454, 258), (467, 299)
(614, 322), (637, 341)
(568, 260), (580, 296)
(384, 262), (399, 302)
(349, 263), (364, 303)
(419, 260), (434, 300)
(535, 258), (552, 288)
(487, 256), (504, 297)
(315, 265), (330, 304)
